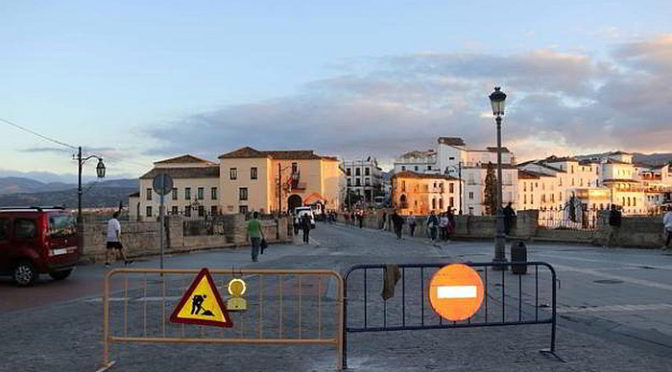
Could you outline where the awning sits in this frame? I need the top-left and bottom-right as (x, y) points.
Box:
(303, 192), (326, 205)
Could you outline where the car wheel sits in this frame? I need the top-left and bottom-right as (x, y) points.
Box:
(49, 269), (73, 281)
(13, 261), (38, 286)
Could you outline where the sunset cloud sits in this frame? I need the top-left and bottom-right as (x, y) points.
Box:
(147, 34), (672, 166)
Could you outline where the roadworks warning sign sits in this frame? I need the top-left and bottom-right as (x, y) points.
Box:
(169, 268), (233, 328)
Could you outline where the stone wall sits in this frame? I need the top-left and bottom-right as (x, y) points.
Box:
(334, 209), (667, 249)
(81, 215), (292, 263)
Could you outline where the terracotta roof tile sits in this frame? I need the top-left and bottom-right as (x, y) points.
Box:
(392, 170), (459, 180)
(486, 147), (511, 153)
(140, 166), (220, 179)
(437, 137), (466, 146)
(219, 147), (334, 160)
(154, 154), (215, 164)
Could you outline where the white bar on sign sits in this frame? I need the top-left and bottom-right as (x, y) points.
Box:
(437, 285), (477, 299)
(52, 248), (67, 256)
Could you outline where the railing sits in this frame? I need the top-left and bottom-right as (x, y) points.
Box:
(342, 262), (558, 369)
(537, 209), (604, 230)
(99, 268), (344, 371)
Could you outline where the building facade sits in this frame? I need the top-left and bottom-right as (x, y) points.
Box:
(342, 158), (384, 204)
(391, 171), (459, 215)
(131, 149), (345, 220)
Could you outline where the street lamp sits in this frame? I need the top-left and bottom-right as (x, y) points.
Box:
(489, 87), (508, 269)
(75, 146), (105, 224)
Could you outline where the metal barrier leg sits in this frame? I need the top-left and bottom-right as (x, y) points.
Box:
(97, 271), (116, 372)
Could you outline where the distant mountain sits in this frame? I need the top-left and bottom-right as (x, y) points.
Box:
(0, 177), (138, 195)
(0, 186), (138, 208)
(633, 153), (672, 166)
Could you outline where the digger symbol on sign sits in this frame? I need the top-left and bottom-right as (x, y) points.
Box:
(191, 295), (215, 316)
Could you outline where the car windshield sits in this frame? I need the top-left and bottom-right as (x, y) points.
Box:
(48, 214), (77, 238)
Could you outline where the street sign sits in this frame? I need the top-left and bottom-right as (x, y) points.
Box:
(428, 263), (484, 321)
(152, 173), (173, 196)
(169, 268), (233, 328)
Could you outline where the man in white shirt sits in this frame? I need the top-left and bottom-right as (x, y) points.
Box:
(663, 207), (672, 250)
(106, 212), (132, 267)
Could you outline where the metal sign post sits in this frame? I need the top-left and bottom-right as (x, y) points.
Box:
(153, 173), (173, 270)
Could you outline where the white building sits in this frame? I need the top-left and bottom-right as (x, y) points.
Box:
(342, 157), (384, 203)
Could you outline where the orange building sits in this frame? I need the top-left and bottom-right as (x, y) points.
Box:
(391, 171), (459, 215)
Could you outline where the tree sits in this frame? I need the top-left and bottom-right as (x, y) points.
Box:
(483, 162), (498, 216)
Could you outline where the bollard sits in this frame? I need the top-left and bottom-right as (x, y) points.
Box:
(511, 241), (528, 275)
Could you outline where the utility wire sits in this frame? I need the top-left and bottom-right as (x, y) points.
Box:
(0, 117), (77, 150)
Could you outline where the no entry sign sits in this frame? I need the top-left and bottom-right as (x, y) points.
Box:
(429, 264), (484, 321)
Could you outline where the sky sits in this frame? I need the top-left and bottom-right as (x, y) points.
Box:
(1, 0), (671, 181)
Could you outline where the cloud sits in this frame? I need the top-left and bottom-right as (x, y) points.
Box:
(21, 147), (74, 154)
(146, 34), (672, 165)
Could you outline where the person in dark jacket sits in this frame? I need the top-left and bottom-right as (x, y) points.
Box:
(301, 214), (311, 244)
(391, 210), (405, 239)
(606, 205), (622, 248)
(426, 211), (439, 242)
(503, 202), (515, 235)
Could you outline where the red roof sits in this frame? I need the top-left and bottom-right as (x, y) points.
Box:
(155, 154), (214, 165)
(219, 146), (336, 160)
(392, 170), (459, 180)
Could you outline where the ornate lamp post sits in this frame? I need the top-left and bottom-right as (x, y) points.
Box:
(489, 87), (508, 269)
(76, 146), (106, 223)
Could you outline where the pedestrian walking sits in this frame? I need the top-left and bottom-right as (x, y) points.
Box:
(391, 210), (405, 239)
(503, 202), (515, 235)
(105, 212), (132, 266)
(380, 212), (387, 230)
(247, 212), (265, 262)
(358, 210), (364, 229)
(301, 213), (311, 244)
(427, 211), (439, 242)
(446, 208), (455, 241)
(439, 213), (449, 241)
(605, 205), (622, 248)
(407, 212), (417, 237)
(663, 207), (672, 250)
(350, 211), (356, 227)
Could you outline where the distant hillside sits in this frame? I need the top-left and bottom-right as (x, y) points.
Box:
(633, 153), (672, 166)
(0, 177), (138, 195)
(0, 187), (137, 208)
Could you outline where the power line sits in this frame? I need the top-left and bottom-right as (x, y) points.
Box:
(0, 117), (77, 150)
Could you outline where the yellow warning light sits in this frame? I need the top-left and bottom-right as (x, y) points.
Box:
(227, 278), (248, 311)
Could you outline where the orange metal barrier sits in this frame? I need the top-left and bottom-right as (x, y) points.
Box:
(97, 268), (344, 371)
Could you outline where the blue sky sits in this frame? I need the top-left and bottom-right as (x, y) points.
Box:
(2, 1), (671, 180)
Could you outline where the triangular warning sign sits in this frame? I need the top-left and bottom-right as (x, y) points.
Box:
(169, 268), (233, 328)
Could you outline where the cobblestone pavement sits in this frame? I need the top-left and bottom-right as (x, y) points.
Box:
(2, 222), (672, 371)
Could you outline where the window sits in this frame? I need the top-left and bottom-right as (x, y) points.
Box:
(524, 194), (527, 204)
(346, 168), (351, 176)
(401, 181), (406, 192)
(239, 205), (248, 214)
(427, 166), (432, 171)
(523, 182), (527, 191)
(531, 194), (534, 204)
(171, 206), (178, 215)
(439, 198), (443, 209)
(559, 192), (563, 201)
(469, 192), (474, 200)
(356, 178), (361, 186)
(347, 179), (351, 186)
(365, 167), (370, 176)
(449, 183), (454, 193)
(356, 168), (361, 176)
(230, 168), (237, 180)
(172, 188), (178, 200)
(432, 198), (436, 209)
(185, 206), (191, 217)
(211, 187), (218, 200)
(211, 206), (218, 216)
(197, 187), (204, 200)
(292, 162), (298, 174)
(401, 166), (406, 171)
(365, 178), (370, 186)
(633, 198), (637, 207)
(14, 219), (37, 240)
(185, 187), (191, 200)
(48, 215), (76, 238)
(198, 206), (205, 217)
(414, 166), (419, 171)
(146, 206), (153, 217)
(0, 218), (9, 240)
(239, 187), (248, 201)
(251, 167), (258, 180)
(146, 188), (152, 201)
(571, 178), (575, 186)
(449, 197), (454, 207)
(571, 165), (574, 174)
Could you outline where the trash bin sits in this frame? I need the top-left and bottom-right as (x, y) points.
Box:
(510, 241), (527, 275)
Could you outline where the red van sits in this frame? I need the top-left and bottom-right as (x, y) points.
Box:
(0, 207), (80, 286)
